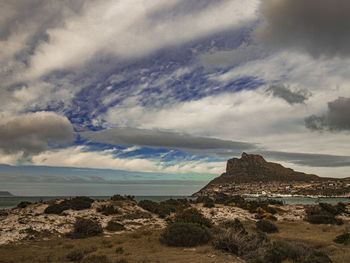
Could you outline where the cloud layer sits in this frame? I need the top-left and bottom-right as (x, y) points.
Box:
(0, 112), (74, 156)
(81, 127), (255, 151)
(257, 0), (350, 57)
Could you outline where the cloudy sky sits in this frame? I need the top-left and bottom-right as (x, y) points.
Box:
(0, 0), (350, 195)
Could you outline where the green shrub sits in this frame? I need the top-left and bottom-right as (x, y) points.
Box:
(81, 255), (110, 263)
(160, 222), (211, 247)
(138, 199), (178, 218)
(66, 249), (84, 261)
(105, 221), (125, 232)
(138, 200), (159, 213)
(96, 205), (120, 216)
(256, 220), (279, 233)
(304, 251), (333, 263)
(174, 208), (212, 227)
(69, 218), (103, 238)
(334, 232), (350, 245)
(305, 207), (343, 225)
(17, 201), (31, 208)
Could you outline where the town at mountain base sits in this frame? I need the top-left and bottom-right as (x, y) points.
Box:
(193, 153), (350, 197)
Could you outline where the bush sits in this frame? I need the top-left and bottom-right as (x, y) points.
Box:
(138, 199), (180, 218)
(17, 201), (31, 208)
(160, 222), (211, 247)
(111, 194), (134, 201)
(304, 251), (333, 263)
(69, 218), (103, 238)
(62, 196), (94, 211)
(66, 249), (84, 261)
(212, 229), (270, 260)
(222, 219), (247, 235)
(334, 232), (350, 245)
(105, 221), (125, 232)
(203, 198), (215, 208)
(305, 206), (343, 225)
(44, 203), (69, 214)
(256, 220), (279, 233)
(82, 255), (110, 263)
(174, 208), (212, 228)
(96, 205), (120, 216)
(263, 241), (301, 263)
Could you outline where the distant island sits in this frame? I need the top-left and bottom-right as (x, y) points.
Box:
(194, 153), (350, 197)
(0, 191), (14, 197)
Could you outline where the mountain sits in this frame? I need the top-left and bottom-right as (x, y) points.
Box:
(0, 191), (14, 197)
(194, 153), (321, 196)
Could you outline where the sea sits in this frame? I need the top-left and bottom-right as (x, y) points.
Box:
(1, 195), (350, 210)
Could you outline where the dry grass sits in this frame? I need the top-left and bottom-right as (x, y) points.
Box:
(0, 227), (239, 263)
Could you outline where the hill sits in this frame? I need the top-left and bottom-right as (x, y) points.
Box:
(0, 191), (13, 197)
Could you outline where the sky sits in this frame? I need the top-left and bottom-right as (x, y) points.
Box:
(0, 0), (350, 196)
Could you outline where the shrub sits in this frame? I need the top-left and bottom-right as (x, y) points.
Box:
(66, 249), (84, 261)
(17, 201), (31, 208)
(174, 208), (212, 227)
(69, 218), (103, 238)
(105, 221), (125, 232)
(203, 198), (215, 208)
(44, 203), (69, 214)
(62, 196), (94, 211)
(96, 205), (120, 216)
(111, 194), (134, 201)
(263, 241), (301, 263)
(334, 232), (350, 245)
(138, 199), (178, 218)
(305, 206), (343, 225)
(160, 222), (211, 247)
(222, 219), (247, 235)
(304, 251), (333, 263)
(212, 229), (270, 260)
(256, 220), (279, 233)
(82, 255), (110, 263)
(115, 247), (124, 254)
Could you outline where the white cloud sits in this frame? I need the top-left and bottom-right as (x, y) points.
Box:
(28, 146), (225, 175)
(25, 0), (259, 79)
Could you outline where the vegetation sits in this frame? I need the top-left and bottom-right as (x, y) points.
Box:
(256, 220), (279, 233)
(105, 221), (125, 232)
(304, 251), (333, 263)
(333, 232), (350, 245)
(221, 219), (247, 235)
(174, 208), (212, 228)
(111, 194), (134, 201)
(305, 203), (347, 225)
(160, 222), (211, 247)
(68, 218), (103, 239)
(66, 249), (84, 261)
(138, 198), (189, 218)
(17, 201), (32, 208)
(96, 205), (120, 216)
(81, 255), (111, 263)
(44, 196), (94, 215)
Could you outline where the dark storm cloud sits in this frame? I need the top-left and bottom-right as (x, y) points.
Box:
(305, 97), (350, 131)
(0, 112), (74, 156)
(81, 127), (255, 151)
(215, 150), (350, 168)
(256, 0), (350, 57)
(266, 84), (310, 104)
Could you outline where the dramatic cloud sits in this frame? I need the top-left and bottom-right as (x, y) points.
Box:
(266, 84), (310, 104)
(81, 127), (255, 151)
(0, 112), (74, 156)
(305, 97), (350, 131)
(257, 0), (350, 57)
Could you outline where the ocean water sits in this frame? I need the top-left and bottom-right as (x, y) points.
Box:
(1, 196), (349, 210)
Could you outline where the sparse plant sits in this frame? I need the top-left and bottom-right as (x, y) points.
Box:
(96, 205), (120, 216)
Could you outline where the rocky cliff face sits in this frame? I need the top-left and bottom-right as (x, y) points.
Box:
(195, 153), (320, 194)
